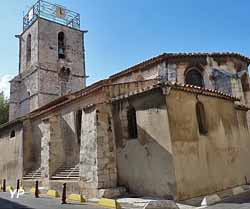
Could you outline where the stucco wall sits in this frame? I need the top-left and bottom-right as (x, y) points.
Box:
(110, 62), (164, 84)
(166, 89), (250, 200)
(0, 123), (23, 186)
(114, 90), (176, 198)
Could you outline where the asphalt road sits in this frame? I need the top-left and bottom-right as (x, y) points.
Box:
(1, 190), (250, 209)
(0, 192), (106, 209)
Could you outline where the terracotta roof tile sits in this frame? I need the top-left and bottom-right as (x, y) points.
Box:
(166, 82), (240, 101)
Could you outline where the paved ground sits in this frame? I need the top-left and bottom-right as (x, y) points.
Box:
(0, 192), (106, 209)
(203, 191), (250, 209)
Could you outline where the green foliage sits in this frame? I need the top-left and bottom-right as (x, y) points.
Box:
(0, 92), (9, 125)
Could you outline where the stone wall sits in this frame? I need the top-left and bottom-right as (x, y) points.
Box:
(10, 17), (86, 120)
(79, 103), (118, 198)
(80, 106), (98, 197)
(20, 21), (39, 73)
(166, 89), (250, 200)
(96, 104), (117, 189)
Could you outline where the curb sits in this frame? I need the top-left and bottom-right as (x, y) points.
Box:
(68, 194), (86, 203)
(98, 198), (121, 209)
(47, 190), (60, 198)
(232, 186), (245, 195)
(201, 194), (221, 206)
(144, 200), (179, 209)
(6, 186), (14, 191)
(182, 184), (250, 207)
(30, 187), (40, 194)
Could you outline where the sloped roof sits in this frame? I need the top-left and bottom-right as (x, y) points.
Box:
(111, 81), (240, 102)
(109, 52), (250, 80)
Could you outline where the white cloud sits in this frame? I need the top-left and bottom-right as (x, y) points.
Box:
(0, 74), (14, 98)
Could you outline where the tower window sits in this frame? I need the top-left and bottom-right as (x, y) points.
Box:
(185, 68), (204, 87)
(127, 106), (138, 139)
(196, 101), (208, 135)
(26, 34), (31, 64)
(58, 32), (65, 59)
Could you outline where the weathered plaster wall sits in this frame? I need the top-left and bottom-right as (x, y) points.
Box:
(110, 63), (164, 84)
(166, 89), (250, 200)
(114, 90), (176, 198)
(0, 123), (23, 186)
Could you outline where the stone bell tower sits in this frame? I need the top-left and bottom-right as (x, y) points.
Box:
(9, 0), (87, 120)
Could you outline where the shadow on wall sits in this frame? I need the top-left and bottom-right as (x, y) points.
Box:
(23, 121), (42, 174)
(116, 124), (176, 199)
(60, 113), (80, 166)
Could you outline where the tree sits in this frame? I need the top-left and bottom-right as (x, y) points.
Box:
(0, 92), (9, 125)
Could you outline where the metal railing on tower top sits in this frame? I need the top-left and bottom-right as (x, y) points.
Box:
(23, 0), (80, 31)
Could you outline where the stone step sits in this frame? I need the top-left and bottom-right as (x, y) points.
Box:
(27, 171), (42, 174)
(51, 176), (79, 179)
(24, 173), (42, 176)
(23, 177), (41, 180)
(24, 175), (42, 178)
(56, 171), (79, 174)
(55, 170), (79, 173)
(56, 168), (79, 171)
(55, 174), (79, 177)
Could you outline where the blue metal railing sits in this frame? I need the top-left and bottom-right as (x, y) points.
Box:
(23, 0), (80, 31)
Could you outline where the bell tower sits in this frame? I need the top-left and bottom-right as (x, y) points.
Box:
(9, 0), (87, 120)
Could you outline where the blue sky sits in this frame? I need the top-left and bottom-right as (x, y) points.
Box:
(1, 0), (250, 95)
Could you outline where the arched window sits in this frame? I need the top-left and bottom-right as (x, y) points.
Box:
(58, 32), (65, 59)
(196, 101), (208, 135)
(76, 110), (82, 145)
(127, 106), (138, 139)
(26, 34), (31, 64)
(10, 130), (15, 138)
(185, 68), (204, 87)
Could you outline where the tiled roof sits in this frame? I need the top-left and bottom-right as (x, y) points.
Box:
(109, 52), (250, 80)
(111, 80), (240, 102)
(166, 82), (240, 101)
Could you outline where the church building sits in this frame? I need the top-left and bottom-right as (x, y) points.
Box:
(1, 0), (250, 201)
